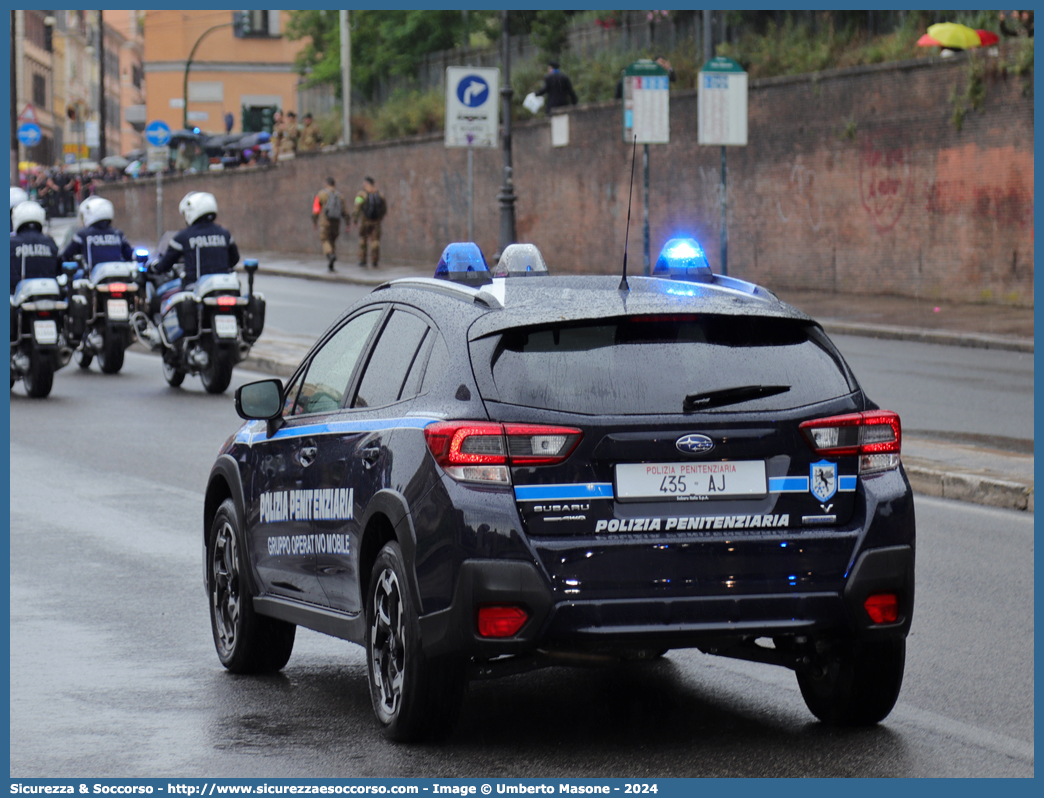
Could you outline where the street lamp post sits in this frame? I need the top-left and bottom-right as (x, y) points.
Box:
(183, 22), (232, 130)
(495, 9), (516, 259)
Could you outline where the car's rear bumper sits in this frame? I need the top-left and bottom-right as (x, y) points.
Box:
(418, 543), (913, 659)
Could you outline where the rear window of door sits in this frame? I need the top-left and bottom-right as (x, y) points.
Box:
(352, 309), (431, 409)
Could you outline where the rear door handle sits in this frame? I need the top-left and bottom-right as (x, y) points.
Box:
(295, 446), (318, 468)
(361, 445), (381, 468)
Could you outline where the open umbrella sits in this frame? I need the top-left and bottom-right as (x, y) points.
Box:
(101, 155), (130, 169)
(918, 22), (995, 50)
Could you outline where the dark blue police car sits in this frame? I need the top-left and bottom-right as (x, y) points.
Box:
(204, 239), (914, 741)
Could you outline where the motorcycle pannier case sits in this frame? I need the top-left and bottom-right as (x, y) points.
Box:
(243, 295), (266, 344)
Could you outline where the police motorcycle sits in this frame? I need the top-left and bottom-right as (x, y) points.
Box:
(131, 253), (265, 394)
(10, 203), (73, 398)
(59, 197), (141, 374)
(63, 253), (148, 374)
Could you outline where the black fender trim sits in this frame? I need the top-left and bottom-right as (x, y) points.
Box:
(418, 559), (553, 658)
(204, 455), (248, 591)
(843, 545), (915, 639)
(359, 489), (423, 614)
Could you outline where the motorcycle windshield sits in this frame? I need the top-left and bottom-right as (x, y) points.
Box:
(12, 279), (61, 306)
(194, 273), (241, 297)
(90, 262), (136, 284)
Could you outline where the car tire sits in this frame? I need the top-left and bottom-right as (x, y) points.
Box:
(207, 498), (296, 674)
(201, 352), (233, 394)
(366, 541), (466, 742)
(97, 331), (125, 374)
(162, 357), (185, 388)
(76, 348), (93, 369)
(796, 638), (905, 726)
(23, 350), (54, 398)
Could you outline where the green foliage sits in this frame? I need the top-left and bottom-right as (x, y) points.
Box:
(531, 10), (570, 61)
(285, 10), (343, 95)
(366, 88), (445, 141)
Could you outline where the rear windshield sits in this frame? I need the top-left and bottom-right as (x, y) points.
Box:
(486, 315), (855, 415)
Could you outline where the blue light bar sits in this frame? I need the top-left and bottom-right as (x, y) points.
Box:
(434, 242), (492, 285)
(652, 237), (712, 282)
(493, 243), (549, 277)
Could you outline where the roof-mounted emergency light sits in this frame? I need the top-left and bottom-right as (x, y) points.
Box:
(652, 237), (713, 282)
(434, 242), (492, 286)
(493, 243), (549, 278)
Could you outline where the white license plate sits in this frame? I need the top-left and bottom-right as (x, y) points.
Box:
(33, 320), (58, 345)
(214, 314), (238, 338)
(107, 299), (129, 321)
(615, 460), (767, 501)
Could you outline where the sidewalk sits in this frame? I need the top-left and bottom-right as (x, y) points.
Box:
(235, 251), (1033, 513)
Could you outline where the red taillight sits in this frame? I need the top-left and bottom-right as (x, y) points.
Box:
(423, 421), (583, 484)
(107, 282), (128, 294)
(38, 311), (51, 318)
(477, 605), (529, 637)
(799, 410), (901, 474)
(864, 593), (899, 624)
(216, 295), (237, 308)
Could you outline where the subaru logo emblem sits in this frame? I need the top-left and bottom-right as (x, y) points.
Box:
(676, 434), (714, 454)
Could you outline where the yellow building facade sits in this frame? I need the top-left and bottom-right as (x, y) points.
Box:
(143, 10), (304, 134)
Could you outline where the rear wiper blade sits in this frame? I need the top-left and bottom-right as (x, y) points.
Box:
(683, 384), (790, 412)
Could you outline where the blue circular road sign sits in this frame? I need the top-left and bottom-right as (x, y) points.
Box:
(456, 75), (490, 108)
(17, 123), (42, 147)
(145, 119), (172, 146)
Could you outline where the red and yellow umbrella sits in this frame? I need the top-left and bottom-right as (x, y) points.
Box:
(918, 22), (1000, 49)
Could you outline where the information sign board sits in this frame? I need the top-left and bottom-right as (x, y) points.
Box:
(445, 67), (500, 148)
(698, 57), (748, 146)
(621, 60), (670, 144)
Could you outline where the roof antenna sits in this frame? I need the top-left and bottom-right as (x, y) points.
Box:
(619, 135), (638, 292)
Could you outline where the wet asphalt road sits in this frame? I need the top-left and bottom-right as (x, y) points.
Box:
(9, 351), (1034, 778)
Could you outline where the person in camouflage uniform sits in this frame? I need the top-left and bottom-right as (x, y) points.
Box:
(352, 176), (386, 269)
(298, 113), (323, 153)
(312, 177), (346, 272)
(275, 111), (299, 160)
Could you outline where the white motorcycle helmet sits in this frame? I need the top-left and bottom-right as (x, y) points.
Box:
(10, 186), (28, 209)
(79, 196), (115, 228)
(179, 191), (218, 226)
(12, 200), (46, 233)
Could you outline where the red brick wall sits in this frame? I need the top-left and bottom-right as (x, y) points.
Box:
(103, 52), (1033, 305)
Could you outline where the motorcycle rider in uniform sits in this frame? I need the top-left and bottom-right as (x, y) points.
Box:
(150, 191), (239, 297)
(10, 201), (60, 295)
(10, 200), (61, 345)
(60, 196), (134, 274)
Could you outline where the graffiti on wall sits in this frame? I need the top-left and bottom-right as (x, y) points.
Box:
(776, 163), (822, 232)
(859, 138), (912, 233)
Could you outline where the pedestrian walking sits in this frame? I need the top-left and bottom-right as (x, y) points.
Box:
(312, 177), (347, 272)
(535, 61), (578, 116)
(299, 113), (323, 153)
(352, 177), (387, 269)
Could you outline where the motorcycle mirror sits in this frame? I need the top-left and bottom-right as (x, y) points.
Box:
(62, 261), (78, 275)
(243, 259), (259, 275)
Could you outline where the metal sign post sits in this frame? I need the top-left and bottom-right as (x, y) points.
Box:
(622, 59), (670, 276)
(446, 66), (500, 243)
(698, 56), (748, 276)
(145, 120), (172, 243)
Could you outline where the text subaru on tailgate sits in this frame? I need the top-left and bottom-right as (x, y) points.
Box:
(205, 240), (915, 741)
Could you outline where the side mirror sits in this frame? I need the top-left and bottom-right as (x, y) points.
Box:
(235, 378), (283, 421)
(243, 259), (259, 275)
(62, 261), (78, 276)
